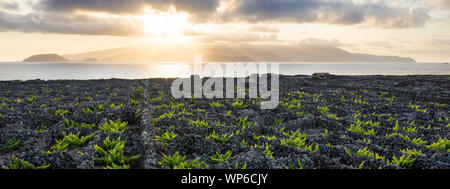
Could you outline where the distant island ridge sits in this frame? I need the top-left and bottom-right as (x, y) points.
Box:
(23, 54), (69, 62)
(23, 43), (416, 63)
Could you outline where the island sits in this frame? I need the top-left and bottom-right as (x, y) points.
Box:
(23, 54), (69, 62)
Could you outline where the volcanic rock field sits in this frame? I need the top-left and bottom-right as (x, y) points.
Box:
(0, 75), (448, 169)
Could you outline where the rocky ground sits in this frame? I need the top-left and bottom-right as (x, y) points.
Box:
(0, 75), (448, 169)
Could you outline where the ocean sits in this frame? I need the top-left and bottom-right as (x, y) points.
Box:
(0, 62), (449, 81)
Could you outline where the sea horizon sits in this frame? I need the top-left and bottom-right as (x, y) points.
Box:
(0, 61), (449, 81)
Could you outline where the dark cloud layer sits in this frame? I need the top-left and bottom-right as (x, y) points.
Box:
(0, 10), (146, 36)
(226, 0), (430, 28)
(0, 1), (20, 10)
(444, 0), (450, 9)
(0, 0), (434, 36)
(36, 0), (219, 17)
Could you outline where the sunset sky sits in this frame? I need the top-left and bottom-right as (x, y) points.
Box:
(0, 0), (449, 62)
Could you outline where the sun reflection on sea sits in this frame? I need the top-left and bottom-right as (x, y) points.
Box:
(145, 63), (192, 78)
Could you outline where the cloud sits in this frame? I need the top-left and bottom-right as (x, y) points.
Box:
(223, 0), (431, 28)
(0, 0), (434, 36)
(366, 41), (397, 49)
(364, 5), (430, 28)
(35, 0), (220, 21)
(193, 31), (279, 43)
(0, 1), (20, 10)
(34, 0), (433, 28)
(443, 0), (450, 9)
(299, 38), (342, 47)
(248, 25), (280, 33)
(0, 10), (146, 36)
(421, 36), (450, 48)
(418, 0), (450, 10)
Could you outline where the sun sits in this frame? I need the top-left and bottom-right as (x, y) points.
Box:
(142, 11), (189, 36)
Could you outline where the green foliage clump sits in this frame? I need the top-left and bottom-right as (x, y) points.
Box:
(401, 148), (422, 156)
(285, 160), (305, 169)
(353, 99), (368, 105)
(95, 104), (105, 111)
(27, 98), (36, 103)
(263, 143), (275, 160)
(213, 120), (226, 126)
(234, 116), (254, 127)
(51, 97), (62, 102)
(209, 151), (232, 164)
(171, 102), (185, 109)
(273, 118), (284, 125)
(94, 136), (140, 169)
(411, 137), (428, 146)
(178, 108), (193, 116)
(211, 101), (224, 108)
(365, 128), (377, 136)
(55, 109), (71, 116)
(48, 132), (94, 153)
(152, 111), (175, 124)
(317, 106), (330, 115)
(0, 137), (21, 151)
(156, 104), (170, 110)
(234, 163), (247, 169)
(356, 147), (385, 161)
(8, 155), (50, 169)
(104, 164), (130, 169)
(322, 129), (329, 137)
(327, 114), (341, 120)
(150, 96), (163, 103)
(392, 120), (400, 131)
(207, 131), (233, 143)
(283, 102), (301, 110)
(345, 148), (352, 156)
(159, 152), (207, 169)
(109, 103), (125, 109)
(351, 161), (365, 169)
(196, 108), (206, 112)
(397, 134), (428, 146)
(317, 106), (341, 119)
(131, 99), (140, 107)
(427, 137), (450, 152)
(232, 99), (250, 109)
(82, 108), (93, 115)
(100, 118), (128, 134)
(154, 131), (178, 144)
(407, 102), (428, 113)
(280, 130), (318, 152)
(281, 129), (307, 139)
(348, 123), (378, 136)
(36, 124), (47, 134)
(404, 126), (417, 133)
(280, 137), (307, 150)
(189, 119), (211, 129)
(253, 135), (277, 143)
(100, 136), (124, 150)
(389, 155), (415, 168)
(296, 111), (310, 117)
(63, 117), (96, 129)
(241, 139), (249, 147)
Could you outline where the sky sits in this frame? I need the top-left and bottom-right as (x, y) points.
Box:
(0, 0), (449, 62)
